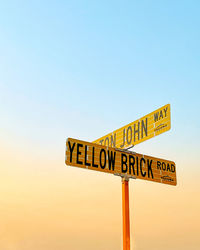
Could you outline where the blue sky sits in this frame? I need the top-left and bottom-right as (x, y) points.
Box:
(1, 1), (199, 152)
(0, 1), (200, 250)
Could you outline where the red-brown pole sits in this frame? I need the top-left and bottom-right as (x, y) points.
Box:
(122, 177), (130, 250)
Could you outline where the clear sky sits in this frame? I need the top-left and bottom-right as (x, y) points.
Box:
(0, 1), (200, 250)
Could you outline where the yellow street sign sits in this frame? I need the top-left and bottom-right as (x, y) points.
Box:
(93, 104), (171, 149)
(65, 138), (177, 186)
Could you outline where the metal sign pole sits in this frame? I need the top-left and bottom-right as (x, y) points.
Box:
(122, 177), (130, 250)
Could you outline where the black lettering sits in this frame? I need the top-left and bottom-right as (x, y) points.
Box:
(171, 164), (175, 172)
(99, 139), (104, 145)
(129, 155), (135, 175)
(136, 156), (139, 175)
(163, 107), (168, 117)
(100, 149), (106, 169)
(126, 126), (132, 145)
(84, 146), (91, 166)
(92, 147), (98, 168)
(141, 118), (148, 138)
(159, 110), (163, 119)
(154, 112), (159, 122)
(107, 150), (116, 171)
(140, 158), (146, 177)
(134, 122), (140, 142)
(77, 143), (83, 165)
(68, 141), (75, 162)
(104, 137), (109, 147)
(167, 163), (171, 171)
(157, 161), (161, 170)
(111, 134), (116, 147)
(120, 129), (126, 148)
(162, 162), (166, 171)
(147, 159), (153, 178)
(121, 153), (127, 173)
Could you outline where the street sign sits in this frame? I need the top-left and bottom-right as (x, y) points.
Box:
(65, 137), (177, 186)
(93, 104), (171, 149)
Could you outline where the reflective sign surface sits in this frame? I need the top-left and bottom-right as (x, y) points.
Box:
(93, 104), (171, 149)
(66, 138), (177, 186)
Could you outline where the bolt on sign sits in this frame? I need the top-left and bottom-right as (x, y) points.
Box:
(65, 138), (177, 186)
(93, 104), (171, 149)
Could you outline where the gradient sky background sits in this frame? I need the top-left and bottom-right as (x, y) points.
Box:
(0, 1), (200, 249)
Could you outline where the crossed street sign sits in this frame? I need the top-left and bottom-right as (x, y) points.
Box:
(65, 104), (176, 186)
(65, 104), (177, 250)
